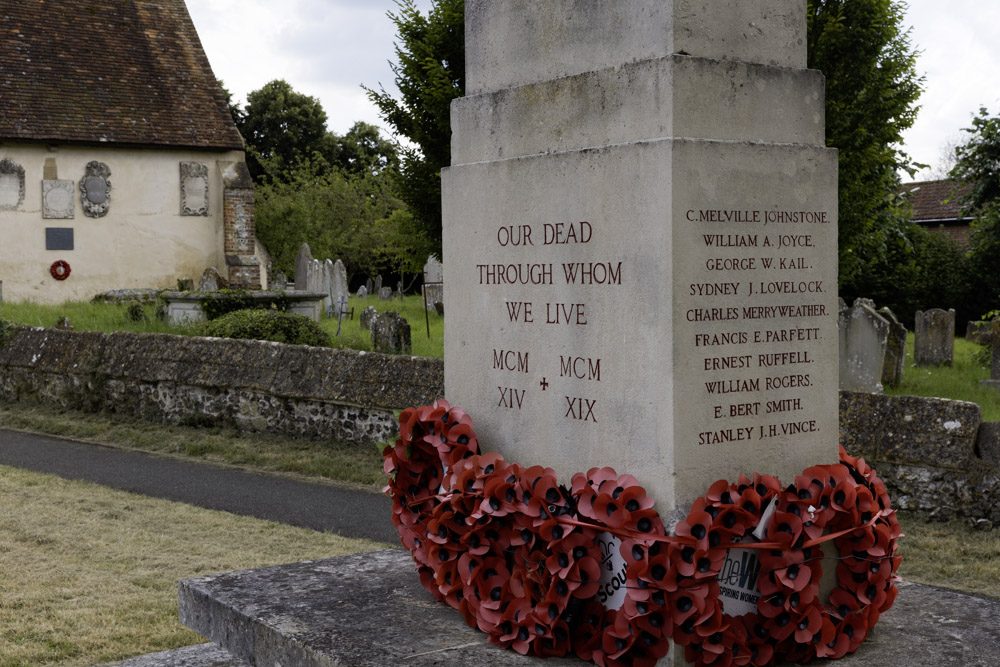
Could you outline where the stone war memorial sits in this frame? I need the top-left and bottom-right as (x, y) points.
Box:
(179, 3), (907, 666)
(444, 0), (838, 513)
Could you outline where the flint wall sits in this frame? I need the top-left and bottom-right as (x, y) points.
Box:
(0, 327), (444, 444)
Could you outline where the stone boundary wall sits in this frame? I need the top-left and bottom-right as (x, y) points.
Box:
(0, 327), (444, 444)
(840, 391), (1000, 527)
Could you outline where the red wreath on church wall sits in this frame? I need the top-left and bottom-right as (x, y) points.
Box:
(383, 401), (901, 667)
(50, 260), (71, 280)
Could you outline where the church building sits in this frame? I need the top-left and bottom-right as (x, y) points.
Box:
(0, 0), (262, 303)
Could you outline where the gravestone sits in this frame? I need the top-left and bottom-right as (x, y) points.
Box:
(423, 255), (444, 311)
(915, 308), (955, 366)
(378, 287), (392, 301)
(271, 271), (288, 291)
(396, 279), (404, 302)
(357, 285), (368, 300)
(370, 311), (411, 354)
(197, 267), (227, 292)
(322, 259), (335, 314)
(443, 0), (838, 513)
(294, 243), (314, 292)
(879, 307), (906, 388)
(365, 278), (373, 295)
(332, 259), (349, 313)
(373, 275), (382, 294)
(359, 306), (378, 331)
(838, 299), (889, 393)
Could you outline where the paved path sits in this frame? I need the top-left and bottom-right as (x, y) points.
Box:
(0, 428), (397, 544)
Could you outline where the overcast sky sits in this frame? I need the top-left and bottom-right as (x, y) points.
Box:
(187, 1), (1000, 183)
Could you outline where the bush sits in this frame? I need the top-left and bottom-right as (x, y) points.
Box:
(197, 309), (332, 347)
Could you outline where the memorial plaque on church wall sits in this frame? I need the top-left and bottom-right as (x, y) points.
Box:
(443, 0), (838, 513)
(0, 158), (25, 210)
(43, 180), (75, 219)
(80, 161), (111, 217)
(180, 162), (209, 216)
(45, 227), (74, 251)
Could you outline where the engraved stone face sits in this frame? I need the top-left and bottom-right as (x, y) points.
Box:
(43, 180), (76, 219)
(85, 176), (107, 203)
(180, 162), (209, 216)
(0, 158), (25, 210)
(80, 161), (112, 217)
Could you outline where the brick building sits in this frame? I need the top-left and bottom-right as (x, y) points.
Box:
(901, 179), (974, 245)
(0, 0), (262, 303)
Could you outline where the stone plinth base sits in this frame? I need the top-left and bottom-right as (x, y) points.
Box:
(178, 549), (1000, 667)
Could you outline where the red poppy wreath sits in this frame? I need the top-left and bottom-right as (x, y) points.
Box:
(50, 259), (71, 280)
(383, 401), (902, 666)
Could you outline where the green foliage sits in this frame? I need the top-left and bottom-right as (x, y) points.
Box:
(949, 107), (1000, 316)
(196, 289), (292, 321)
(236, 79), (331, 182)
(365, 0), (465, 256)
(254, 162), (431, 280)
(197, 309), (332, 347)
(806, 0), (924, 290)
(324, 121), (401, 178)
(0, 318), (13, 347)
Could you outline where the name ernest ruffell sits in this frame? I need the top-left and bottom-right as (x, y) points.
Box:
(476, 208), (831, 445)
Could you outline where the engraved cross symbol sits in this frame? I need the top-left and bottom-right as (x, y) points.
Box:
(539, 378), (549, 391)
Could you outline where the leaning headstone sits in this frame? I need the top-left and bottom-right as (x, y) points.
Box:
(307, 259), (324, 295)
(321, 260), (335, 314)
(197, 267), (227, 292)
(378, 287), (392, 301)
(838, 299), (889, 393)
(294, 243), (313, 292)
(442, 1), (838, 512)
(915, 308), (956, 366)
(357, 285), (368, 301)
(879, 307), (907, 388)
(365, 278), (374, 295)
(373, 275), (383, 294)
(359, 306), (378, 331)
(371, 311), (411, 354)
(332, 259), (349, 313)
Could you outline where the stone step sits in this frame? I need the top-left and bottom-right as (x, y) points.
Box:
(179, 549), (1000, 667)
(93, 643), (246, 667)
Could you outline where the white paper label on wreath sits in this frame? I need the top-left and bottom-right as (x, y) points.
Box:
(595, 531), (627, 610)
(717, 499), (775, 616)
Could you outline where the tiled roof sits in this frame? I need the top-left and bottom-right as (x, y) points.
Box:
(901, 179), (973, 223)
(0, 0), (244, 151)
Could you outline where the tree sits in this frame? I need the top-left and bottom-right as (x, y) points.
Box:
(237, 79), (331, 182)
(365, 0), (465, 256)
(325, 121), (400, 178)
(807, 0), (924, 293)
(949, 107), (1000, 315)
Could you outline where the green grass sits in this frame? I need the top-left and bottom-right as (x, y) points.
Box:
(0, 300), (185, 336)
(0, 402), (387, 489)
(0, 465), (387, 667)
(321, 294), (443, 358)
(885, 333), (1000, 420)
(896, 510), (1000, 597)
(0, 294), (444, 358)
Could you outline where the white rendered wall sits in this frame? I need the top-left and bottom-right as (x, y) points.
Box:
(0, 143), (244, 303)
